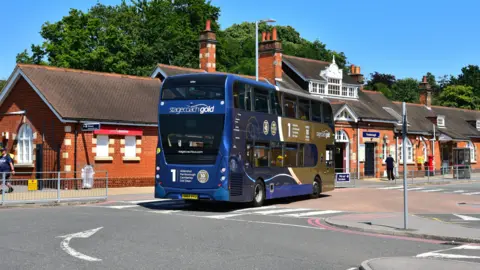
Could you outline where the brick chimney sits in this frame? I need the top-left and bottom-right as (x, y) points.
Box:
(199, 20), (217, 72)
(259, 27), (282, 84)
(419, 75), (432, 107)
(349, 64), (364, 84)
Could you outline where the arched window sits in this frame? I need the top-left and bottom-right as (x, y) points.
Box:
(467, 141), (477, 163)
(335, 130), (349, 142)
(398, 138), (413, 163)
(17, 124), (33, 164)
(422, 141), (427, 161)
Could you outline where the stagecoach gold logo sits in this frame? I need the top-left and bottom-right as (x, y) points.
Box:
(263, 120), (269, 135)
(197, 170), (209, 183)
(271, 121), (277, 136)
(316, 130), (331, 138)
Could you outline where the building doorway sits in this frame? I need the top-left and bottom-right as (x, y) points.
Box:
(335, 130), (350, 173)
(365, 143), (376, 176)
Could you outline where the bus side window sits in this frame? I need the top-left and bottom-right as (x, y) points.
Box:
(311, 101), (322, 122)
(246, 141), (254, 167)
(298, 144), (304, 167)
(233, 82), (252, 111)
(254, 142), (270, 167)
(253, 87), (270, 114)
(269, 90), (282, 116)
(284, 95), (296, 118)
(304, 144), (317, 167)
(270, 141), (283, 167)
(326, 145), (334, 168)
(298, 99), (310, 121)
(283, 143), (297, 167)
(323, 103), (332, 124)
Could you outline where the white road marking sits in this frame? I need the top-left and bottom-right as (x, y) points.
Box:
(57, 227), (103, 262)
(377, 186), (403, 190)
(407, 187), (425, 191)
(417, 244), (480, 259)
(225, 218), (325, 230)
(463, 192), (480, 195)
(282, 210), (343, 217)
(106, 205), (139, 209)
(147, 210), (180, 214)
(232, 205), (277, 212)
(204, 213), (246, 219)
(419, 189), (444, 192)
(123, 199), (172, 204)
(452, 245), (480, 250)
(253, 208), (311, 215)
(453, 214), (480, 221)
(452, 190), (465, 193)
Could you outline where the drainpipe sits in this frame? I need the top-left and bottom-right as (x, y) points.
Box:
(74, 122), (78, 189)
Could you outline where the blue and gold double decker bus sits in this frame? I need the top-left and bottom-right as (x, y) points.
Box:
(155, 73), (335, 206)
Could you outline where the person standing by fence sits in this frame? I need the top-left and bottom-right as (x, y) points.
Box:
(0, 147), (15, 193)
(385, 154), (395, 181)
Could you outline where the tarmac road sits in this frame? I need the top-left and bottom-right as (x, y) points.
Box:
(0, 200), (478, 270)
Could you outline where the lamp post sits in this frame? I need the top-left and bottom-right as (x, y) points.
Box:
(255, 18), (276, 81)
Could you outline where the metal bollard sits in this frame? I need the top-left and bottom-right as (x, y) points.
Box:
(1, 172), (5, 205)
(106, 171), (109, 198)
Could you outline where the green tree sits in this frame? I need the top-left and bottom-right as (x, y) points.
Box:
(391, 78), (419, 103)
(372, 82), (393, 99)
(366, 72), (396, 89)
(16, 0), (220, 76)
(450, 65), (480, 98)
(0, 80), (6, 90)
(437, 85), (478, 110)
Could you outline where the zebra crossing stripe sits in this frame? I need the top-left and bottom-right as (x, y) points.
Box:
(232, 205), (277, 212)
(282, 210), (343, 217)
(420, 189), (444, 192)
(377, 186), (403, 190)
(463, 192), (480, 195)
(453, 214), (480, 221)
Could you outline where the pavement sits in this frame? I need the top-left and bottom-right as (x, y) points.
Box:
(360, 256), (480, 270)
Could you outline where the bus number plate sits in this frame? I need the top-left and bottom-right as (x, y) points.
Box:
(182, 194), (198, 200)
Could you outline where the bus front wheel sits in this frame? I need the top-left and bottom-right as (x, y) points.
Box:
(252, 180), (265, 207)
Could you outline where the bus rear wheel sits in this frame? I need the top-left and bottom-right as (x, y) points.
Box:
(252, 180), (265, 207)
(311, 177), (322, 199)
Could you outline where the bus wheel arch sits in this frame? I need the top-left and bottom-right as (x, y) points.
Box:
(252, 178), (266, 207)
(311, 175), (322, 198)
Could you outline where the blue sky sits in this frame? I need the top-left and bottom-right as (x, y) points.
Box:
(1, 0), (479, 81)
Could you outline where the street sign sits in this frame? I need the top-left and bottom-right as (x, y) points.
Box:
(28, 179), (38, 191)
(335, 173), (350, 182)
(362, 131), (380, 138)
(82, 122), (101, 131)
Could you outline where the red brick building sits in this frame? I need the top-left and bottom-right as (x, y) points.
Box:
(1, 21), (479, 187)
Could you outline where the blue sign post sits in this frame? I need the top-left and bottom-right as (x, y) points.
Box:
(362, 131), (380, 138)
(335, 173), (350, 183)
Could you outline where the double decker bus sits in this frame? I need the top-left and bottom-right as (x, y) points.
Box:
(155, 73), (335, 206)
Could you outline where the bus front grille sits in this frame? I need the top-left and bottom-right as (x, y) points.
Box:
(230, 173), (243, 196)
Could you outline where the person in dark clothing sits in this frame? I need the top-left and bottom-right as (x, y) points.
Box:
(385, 154), (395, 181)
(0, 148), (15, 193)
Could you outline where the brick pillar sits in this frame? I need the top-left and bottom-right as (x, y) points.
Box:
(199, 20), (217, 72)
(259, 27), (283, 84)
(419, 75), (432, 107)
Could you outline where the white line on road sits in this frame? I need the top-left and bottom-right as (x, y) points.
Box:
(282, 210), (344, 217)
(417, 252), (480, 259)
(463, 192), (480, 195)
(232, 205), (277, 212)
(57, 227), (103, 262)
(419, 189), (444, 192)
(106, 205), (139, 209)
(407, 187), (425, 191)
(453, 214), (480, 221)
(147, 210), (180, 214)
(252, 208), (311, 215)
(377, 186), (403, 190)
(204, 213), (246, 219)
(225, 218), (325, 230)
(452, 190), (466, 193)
(453, 245), (480, 250)
(123, 199), (172, 204)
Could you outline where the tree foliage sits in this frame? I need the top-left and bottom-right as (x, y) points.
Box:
(17, 0), (347, 77)
(391, 78), (419, 103)
(437, 85), (478, 110)
(366, 72), (396, 89)
(0, 80), (6, 90)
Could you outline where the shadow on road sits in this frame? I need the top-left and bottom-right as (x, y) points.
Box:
(137, 194), (331, 213)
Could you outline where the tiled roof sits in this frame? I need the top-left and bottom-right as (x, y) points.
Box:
(276, 73), (305, 93)
(282, 55), (359, 85)
(392, 102), (436, 134)
(431, 106), (480, 139)
(155, 64), (205, 78)
(18, 64), (161, 124)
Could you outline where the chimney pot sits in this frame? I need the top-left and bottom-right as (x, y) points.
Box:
(266, 32), (271, 40)
(272, 28), (277, 40)
(350, 64), (355, 74)
(262, 32), (266, 42)
(356, 66), (361, 74)
(205, 20), (211, 31)
(422, 75), (427, 83)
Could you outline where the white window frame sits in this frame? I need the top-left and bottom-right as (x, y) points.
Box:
(422, 141), (427, 161)
(96, 135), (109, 158)
(468, 141), (477, 163)
(476, 120), (480, 130)
(437, 116), (445, 127)
(124, 136), (137, 158)
(17, 124), (33, 165)
(398, 138), (413, 164)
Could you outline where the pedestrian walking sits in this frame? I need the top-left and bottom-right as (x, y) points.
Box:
(385, 154), (395, 181)
(0, 147), (15, 193)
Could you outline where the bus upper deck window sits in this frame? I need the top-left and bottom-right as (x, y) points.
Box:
(311, 101), (322, 122)
(233, 82), (251, 111)
(284, 95), (296, 118)
(299, 99), (310, 121)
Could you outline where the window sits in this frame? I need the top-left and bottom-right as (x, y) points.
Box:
(335, 130), (348, 142)
(310, 82), (317, 93)
(304, 144), (318, 167)
(270, 141), (283, 167)
(96, 135), (109, 157)
(283, 143), (297, 167)
(298, 144), (304, 167)
(269, 90), (282, 115)
(233, 82), (252, 111)
(318, 83), (325, 94)
(323, 104), (333, 124)
(437, 116), (445, 127)
(283, 95), (296, 118)
(298, 99), (310, 121)
(17, 124), (33, 164)
(398, 138), (413, 163)
(327, 78), (341, 96)
(342, 86), (348, 96)
(476, 120), (480, 130)
(468, 141), (477, 163)
(348, 87), (356, 97)
(422, 141), (427, 161)
(253, 87), (269, 114)
(125, 136), (137, 158)
(311, 101), (322, 122)
(161, 75), (226, 100)
(326, 145), (334, 168)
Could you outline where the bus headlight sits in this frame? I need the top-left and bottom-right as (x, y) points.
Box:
(221, 176), (226, 181)
(156, 166), (160, 171)
(221, 168), (226, 173)
(156, 174), (160, 179)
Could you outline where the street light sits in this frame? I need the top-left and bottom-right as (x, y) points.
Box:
(255, 18), (276, 81)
